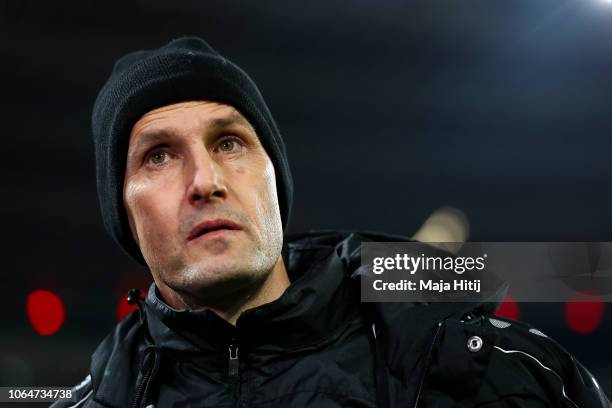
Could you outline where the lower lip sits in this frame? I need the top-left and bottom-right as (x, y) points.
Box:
(190, 229), (242, 242)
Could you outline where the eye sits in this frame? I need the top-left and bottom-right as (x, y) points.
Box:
(216, 136), (245, 155)
(145, 147), (170, 166)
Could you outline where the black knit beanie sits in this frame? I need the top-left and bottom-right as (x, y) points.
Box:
(92, 36), (293, 266)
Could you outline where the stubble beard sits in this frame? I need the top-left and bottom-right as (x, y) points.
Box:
(154, 234), (281, 306)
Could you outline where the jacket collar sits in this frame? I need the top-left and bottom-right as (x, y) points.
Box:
(142, 232), (363, 354)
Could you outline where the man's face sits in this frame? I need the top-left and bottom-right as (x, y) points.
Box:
(123, 101), (283, 303)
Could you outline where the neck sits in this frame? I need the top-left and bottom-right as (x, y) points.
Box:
(155, 257), (290, 326)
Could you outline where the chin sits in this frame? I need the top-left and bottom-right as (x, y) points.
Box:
(174, 258), (251, 288)
(155, 243), (275, 291)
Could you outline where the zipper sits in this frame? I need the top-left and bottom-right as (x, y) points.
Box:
(227, 338), (241, 406)
(131, 348), (161, 408)
(228, 341), (240, 382)
(412, 321), (444, 408)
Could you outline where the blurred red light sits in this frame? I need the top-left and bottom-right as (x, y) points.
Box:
(495, 296), (520, 320)
(565, 297), (604, 334)
(26, 290), (65, 336)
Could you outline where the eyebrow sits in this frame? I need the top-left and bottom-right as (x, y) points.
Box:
(130, 111), (256, 154)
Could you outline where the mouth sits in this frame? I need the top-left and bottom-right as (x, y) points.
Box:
(187, 218), (243, 242)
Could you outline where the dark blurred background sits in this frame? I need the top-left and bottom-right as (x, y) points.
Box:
(1, 0), (611, 400)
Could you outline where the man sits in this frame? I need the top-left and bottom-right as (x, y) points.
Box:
(51, 37), (610, 407)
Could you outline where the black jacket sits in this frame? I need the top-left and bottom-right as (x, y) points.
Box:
(51, 231), (611, 407)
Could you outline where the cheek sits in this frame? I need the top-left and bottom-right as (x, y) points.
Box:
(252, 162), (281, 228)
(125, 179), (179, 241)
(126, 181), (152, 219)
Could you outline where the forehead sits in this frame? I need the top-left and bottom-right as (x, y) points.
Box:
(129, 100), (255, 141)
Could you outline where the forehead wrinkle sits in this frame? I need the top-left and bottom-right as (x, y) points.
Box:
(129, 112), (176, 151)
(130, 101), (209, 142)
(202, 108), (256, 134)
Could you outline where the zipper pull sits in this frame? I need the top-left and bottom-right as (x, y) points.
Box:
(228, 342), (239, 382)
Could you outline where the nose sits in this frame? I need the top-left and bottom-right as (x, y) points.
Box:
(186, 145), (228, 207)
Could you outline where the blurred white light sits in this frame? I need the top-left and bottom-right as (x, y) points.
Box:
(412, 207), (470, 253)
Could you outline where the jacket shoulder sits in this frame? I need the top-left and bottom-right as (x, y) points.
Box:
(433, 312), (611, 407)
(49, 310), (146, 407)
